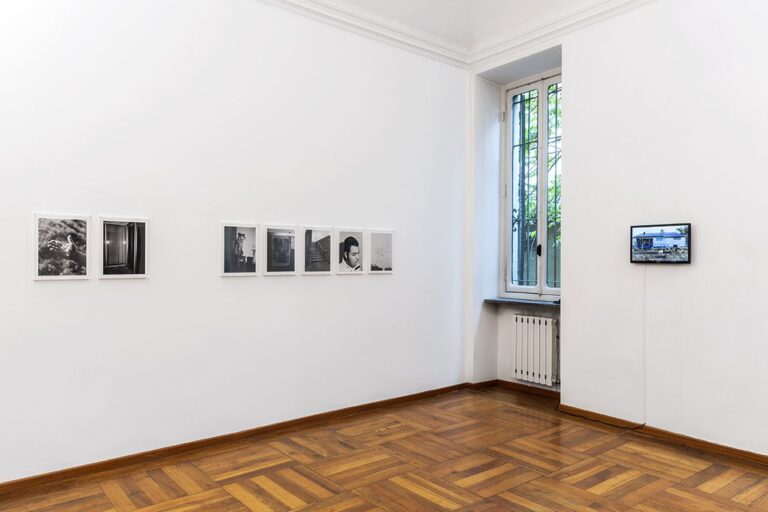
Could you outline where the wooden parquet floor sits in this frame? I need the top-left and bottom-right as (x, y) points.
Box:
(3, 387), (768, 511)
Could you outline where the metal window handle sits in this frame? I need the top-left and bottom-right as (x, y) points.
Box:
(536, 244), (542, 256)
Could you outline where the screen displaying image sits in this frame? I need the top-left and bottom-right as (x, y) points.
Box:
(630, 223), (691, 264)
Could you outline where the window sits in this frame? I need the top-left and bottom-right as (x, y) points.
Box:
(502, 74), (561, 298)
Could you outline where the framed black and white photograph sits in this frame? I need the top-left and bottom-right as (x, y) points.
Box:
(35, 213), (90, 280)
(264, 225), (296, 275)
(369, 230), (394, 273)
(222, 223), (259, 276)
(337, 229), (364, 274)
(100, 217), (149, 278)
(303, 227), (333, 275)
(630, 223), (691, 264)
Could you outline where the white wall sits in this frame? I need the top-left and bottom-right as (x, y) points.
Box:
(466, 77), (502, 382)
(0, 0), (468, 482)
(562, 0), (768, 453)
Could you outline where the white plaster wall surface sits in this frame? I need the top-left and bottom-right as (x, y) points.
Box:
(0, 0), (467, 482)
(470, 77), (501, 382)
(561, 0), (768, 453)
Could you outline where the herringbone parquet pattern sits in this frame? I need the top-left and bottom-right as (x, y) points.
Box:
(3, 388), (768, 511)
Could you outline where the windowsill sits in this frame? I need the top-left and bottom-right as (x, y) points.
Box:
(485, 297), (560, 307)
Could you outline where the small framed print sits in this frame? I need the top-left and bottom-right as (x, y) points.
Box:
(221, 223), (259, 276)
(302, 226), (334, 275)
(100, 217), (149, 279)
(368, 230), (394, 274)
(35, 213), (90, 280)
(264, 225), (297, 275)
(337, 228), (364, 274)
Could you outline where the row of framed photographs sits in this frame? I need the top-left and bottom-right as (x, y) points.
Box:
(35, 213), (147, 280)
(33, 214), (394, 280)
(222, 224), (393, 276)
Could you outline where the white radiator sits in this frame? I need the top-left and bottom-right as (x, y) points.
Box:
(498, 312), (559, 386)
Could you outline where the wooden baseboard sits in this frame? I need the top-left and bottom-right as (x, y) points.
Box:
(466, 379), (560, 399)
(495, 379), (561, 399)
(557, 403), (644, 429)
(558, 403), (768, 467)
(637, 425), (768, 467)
(466, 379), (500, 389)
(0, 382), (469, 497)
(8, 383), (767, 497)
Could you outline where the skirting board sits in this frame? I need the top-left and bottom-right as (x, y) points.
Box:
(558, 403), (644, 429)
(7, 383), (765, 497)
(467, 379), (560, 399)
(493, 379), (560, 399)
(0, 383), (470, 497)
(0, 380), (554, 496)
(558, 403), (768, 467)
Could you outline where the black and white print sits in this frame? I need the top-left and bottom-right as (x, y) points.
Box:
(337, 229), (364, 273)
(369, 231), (394, 273)
(36, 214), (89, 280)
(101, 218), (148, 278)
(265, 226), (296, 274)
(222, 224), (258, 275)
(303, 227), (333, 274)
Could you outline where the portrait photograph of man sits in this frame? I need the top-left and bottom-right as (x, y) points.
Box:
(337, 229), (364, 273)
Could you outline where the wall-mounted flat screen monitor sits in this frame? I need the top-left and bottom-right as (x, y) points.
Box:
(630, 223), (691, 264)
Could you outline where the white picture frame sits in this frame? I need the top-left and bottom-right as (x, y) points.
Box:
(263, 225), (297, 276)
(221, 222), (260, 277)
(302, 226), (334, 275)
(368, 229), (394, 274)
(99, 216), (150, 279)
(34, 213), (91, 281)
(336, 228), (365, 274)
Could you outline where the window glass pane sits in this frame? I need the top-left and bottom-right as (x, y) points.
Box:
(510, 89), (538, 287)
(546, 82), (562, 288)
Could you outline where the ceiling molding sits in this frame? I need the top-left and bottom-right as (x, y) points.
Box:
(470, 0), (655, 72)
(258, 0), (652, 69)
(258, 0), (471, 67)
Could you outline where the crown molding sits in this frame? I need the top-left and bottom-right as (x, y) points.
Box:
(469, 0), (654, 72)
(258, 0), (652, 70)
(258, 0), (471, 67)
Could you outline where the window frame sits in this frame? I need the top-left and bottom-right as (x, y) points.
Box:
(499, 71), (562, 300)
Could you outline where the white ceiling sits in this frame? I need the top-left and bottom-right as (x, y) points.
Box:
(312, 0), (607, 54)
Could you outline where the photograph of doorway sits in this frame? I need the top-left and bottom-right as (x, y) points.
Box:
(101, 218), (148, 278)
